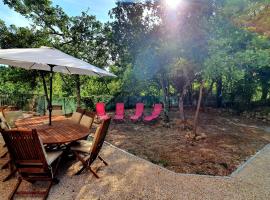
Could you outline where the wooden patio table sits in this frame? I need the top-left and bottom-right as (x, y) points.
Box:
(15, 115), (89, 145)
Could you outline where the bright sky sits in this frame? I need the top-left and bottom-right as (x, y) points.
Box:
(0, 0), (117, 27)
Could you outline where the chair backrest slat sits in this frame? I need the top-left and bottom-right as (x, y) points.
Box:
(80, 111), (96, 129)
(89, 118), (111, 165)
(84, 111), (96, 119)
(76, 108), (86, 115)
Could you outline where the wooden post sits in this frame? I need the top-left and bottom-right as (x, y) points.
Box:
(48, 65), (54, 126)
(193, 81), (204, 136)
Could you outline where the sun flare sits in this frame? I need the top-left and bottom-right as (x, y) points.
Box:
(165, 0), (182, 9)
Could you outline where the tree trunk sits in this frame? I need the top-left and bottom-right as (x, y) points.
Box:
(179, 95), (185, 121)
(75, 74), (81, 108)
(216, 77), (222, 108)
(261, 83), (269, 102)
(188, 85), (193, 106)
(179, 84), (188, 121)
(202, 80), (214, 110)
(193, 81), (204, 136)
(160, 76), (170, 123)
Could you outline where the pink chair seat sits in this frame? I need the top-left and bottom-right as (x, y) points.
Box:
(130, 103), (144, 122)
(143, 104), (162, 122)
(130, 115), (141, 120)
(99, 115), (110, 120)
(143, 116), (154, 121)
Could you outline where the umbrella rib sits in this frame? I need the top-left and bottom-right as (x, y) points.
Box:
(28, 63), (36, 70)
(65, 65), (101, 76)
(92, 71), (102, 77)
(65, 66), (72, 74)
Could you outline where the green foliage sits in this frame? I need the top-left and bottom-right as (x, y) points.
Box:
(1, 0), (115, 100)
(1, 0), (270, 114)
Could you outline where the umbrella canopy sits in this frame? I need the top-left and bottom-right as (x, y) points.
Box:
(0, 46), (116, 77)
(0, 47), (116, 125)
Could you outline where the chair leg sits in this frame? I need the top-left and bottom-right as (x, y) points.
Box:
(43, 180), (53, 200)
(3, 168), (16, 182)
(88, 167), (99, 179)
(52, 156), (62, 177)
(9, 177), (22, 200)
(1, 159), (11, 169)
(98, 156), (108, 166)
(75, 166), (85, 175)
(0, 151), (8, 158)
(74, 152), (100, 178)
(12, 179), (55, 200)
(74, 152), (87, 175)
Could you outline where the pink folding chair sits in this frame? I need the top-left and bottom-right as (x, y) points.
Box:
(143, 104), (162, 122)
(114, 103), (125, 121)
(130, 103), (144, 122)
(96, 102), (109, 120)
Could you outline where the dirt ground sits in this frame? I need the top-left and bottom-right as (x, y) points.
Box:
(106, 108), (270, 176)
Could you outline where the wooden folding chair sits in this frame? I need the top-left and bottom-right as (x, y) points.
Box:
(0, 127), (13, 182)
(69, 107), (86, 124)
(0, 121), (8, 159)
(71, 117), (111, 178)
(0, 113), (14, 181)
(2, 129), (63, 200)
(79, 111), (96, 129)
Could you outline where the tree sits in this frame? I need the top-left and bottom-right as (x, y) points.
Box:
(110, 0), (216, 124)
(0, 19), (50, 95)
(169, 58), (196, 123)
(3, 0), (112, 107)
(193, 81), (204, 136)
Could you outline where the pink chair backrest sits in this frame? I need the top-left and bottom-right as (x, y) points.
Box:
(115, 103), (124, 115)
(152, 104), (162, 116)
(96, 102), (106, 116)
(135, 103), (144, 116)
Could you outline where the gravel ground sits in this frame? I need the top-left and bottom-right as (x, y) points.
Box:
(0, 139), (270, 200)
(106, 109), (270, 176)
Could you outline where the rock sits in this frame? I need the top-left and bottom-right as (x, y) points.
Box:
(185, 131), (195, 140)
(174, 119), (182, 125)
(195, 136), (202, 141)
(195, 135), (205, 141)
(134, 126), (140, 131)
(200, 132), (207, 138)
(195, 133), (207, 141)
(161, 121), (170, 128)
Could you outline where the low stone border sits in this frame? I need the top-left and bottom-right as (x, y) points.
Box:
(105, 141), (231, 179)
(230, 143), (270, 177)
(105, 141), (270, 179)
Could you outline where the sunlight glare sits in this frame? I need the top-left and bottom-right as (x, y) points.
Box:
(165, 0), (182, 9)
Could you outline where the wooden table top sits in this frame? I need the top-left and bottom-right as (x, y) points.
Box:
(15, 116), (89, 145)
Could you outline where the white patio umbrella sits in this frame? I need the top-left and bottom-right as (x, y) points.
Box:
(0, 46), (116, 125)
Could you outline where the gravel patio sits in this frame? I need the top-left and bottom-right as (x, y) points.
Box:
(1, 139), (270, 200)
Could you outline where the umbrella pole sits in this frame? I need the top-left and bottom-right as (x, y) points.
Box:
(49, 65), (54, 125)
